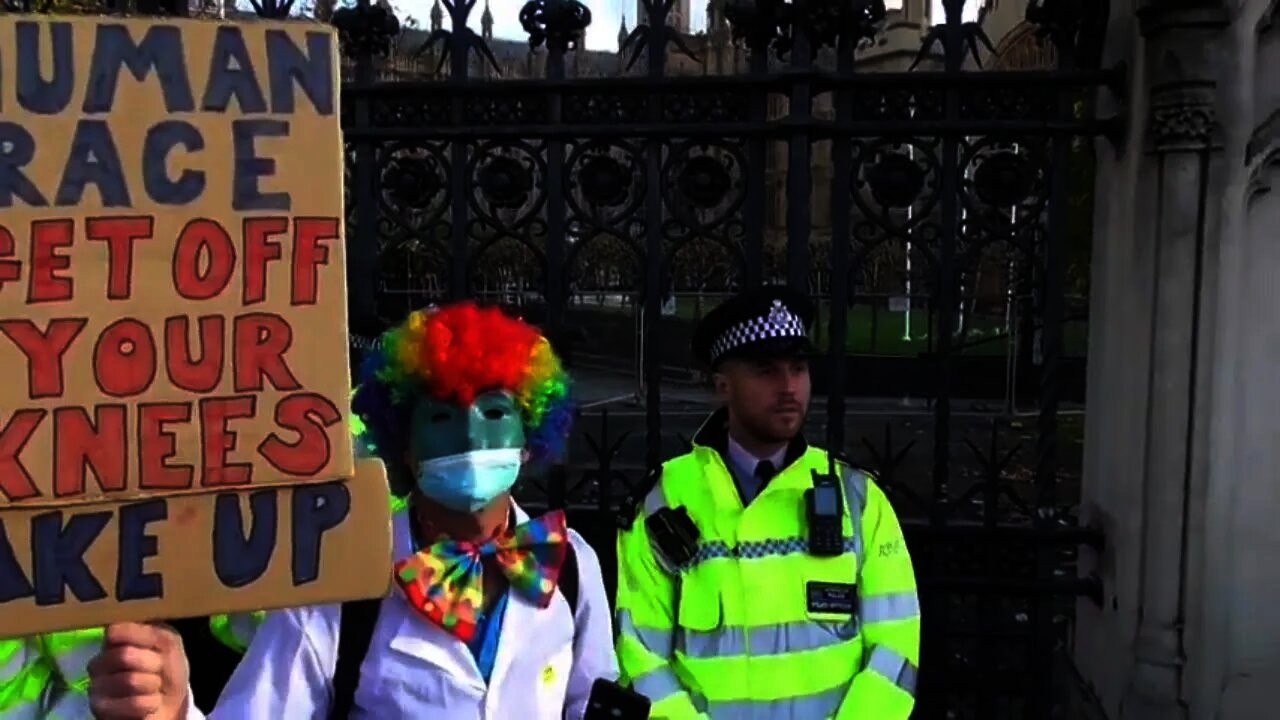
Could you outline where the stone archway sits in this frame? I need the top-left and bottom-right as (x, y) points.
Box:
(991, 21), (1058, 71)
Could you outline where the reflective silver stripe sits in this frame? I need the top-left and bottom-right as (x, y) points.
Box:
(227, 612), (262, 650)
(865, 645), (918, 695)
(841, 466), (868, 519)
(616, 610), (674, 657)
(1, 700), (40, 720)
(641, 485), (683, 574)
(43, 686), (92, 719)
(697, 682), (848, 720)
(677, 619), (858, 659)
(841, 466), (868, 561)
(861, 591), (920, 624)
(688, 536), (858, 569)
(49, 638), (98, 687)
(631, 665), (686, 704)
(643, 485), (668, 517)
(0, 640), (25, 680)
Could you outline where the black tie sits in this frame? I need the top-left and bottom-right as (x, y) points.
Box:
(754, 460), (776, 484)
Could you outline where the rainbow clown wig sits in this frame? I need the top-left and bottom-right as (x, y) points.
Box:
(351, 302), (574, 490)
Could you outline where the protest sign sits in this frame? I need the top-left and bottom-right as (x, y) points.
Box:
(0, 15), (392, 637)
(0, 459), (393, 637)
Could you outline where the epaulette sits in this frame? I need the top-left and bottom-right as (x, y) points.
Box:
(638, 466), (663, 500)
(827, 450), (877, 480)
(616, 496), (641, 530)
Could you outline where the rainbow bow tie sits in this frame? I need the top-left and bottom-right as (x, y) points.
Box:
(393, 510), (569, 643)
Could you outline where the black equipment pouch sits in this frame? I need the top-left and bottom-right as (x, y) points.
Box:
(645, 506), (700, 573)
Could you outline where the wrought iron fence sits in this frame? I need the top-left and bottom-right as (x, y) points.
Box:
(3, 0), (1120, 715)
(330, 0), (1119, 716)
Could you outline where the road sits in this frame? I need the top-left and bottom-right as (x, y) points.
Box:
(519, 365), (1087, 521)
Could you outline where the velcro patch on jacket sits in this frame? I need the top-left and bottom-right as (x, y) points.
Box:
(806, 581), (857, 614)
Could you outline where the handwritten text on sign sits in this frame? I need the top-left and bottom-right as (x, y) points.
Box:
(0, 17), (355, 508)
(0, 16), (393, 637)
(0, 461), (392, 638)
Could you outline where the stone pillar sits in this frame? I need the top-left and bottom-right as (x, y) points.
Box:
(1207, 3), (1280, 716)
(1122, 7), (1228, 720)
(1076, 1), (1280, 718)
(1075, 0), (1222, 717)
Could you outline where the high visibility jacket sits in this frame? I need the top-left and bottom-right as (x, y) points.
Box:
(0, 627), (102, 719)
(0, 636), (42, 719)
(209, 611), (268, 654)
(615, 428), (920, 719)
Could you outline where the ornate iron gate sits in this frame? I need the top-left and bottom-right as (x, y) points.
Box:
(333, 0), (1118, 716)
(0, 0), (1118, 714)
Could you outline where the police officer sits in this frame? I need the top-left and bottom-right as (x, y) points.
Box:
(614, 286), (921, 719)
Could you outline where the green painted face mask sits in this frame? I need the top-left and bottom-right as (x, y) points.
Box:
(407, 390), (526, 511)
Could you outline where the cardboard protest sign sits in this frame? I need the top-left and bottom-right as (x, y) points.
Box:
(0, 15), (392, 637)
(0, 459), (394, 637)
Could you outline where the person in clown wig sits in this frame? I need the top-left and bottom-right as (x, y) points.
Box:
(87, 302), (619, 720)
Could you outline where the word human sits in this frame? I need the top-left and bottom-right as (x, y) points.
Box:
(0, 22), (334, 209)
(0, 481), (352, 607)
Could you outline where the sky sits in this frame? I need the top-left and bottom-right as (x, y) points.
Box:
(393, 0), (982, 52)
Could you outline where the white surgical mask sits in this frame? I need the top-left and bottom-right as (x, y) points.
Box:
(415, 448), (523, 513)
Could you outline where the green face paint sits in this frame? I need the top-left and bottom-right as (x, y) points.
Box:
(408, 389), (526, 465)
(404, 390), (527, 511)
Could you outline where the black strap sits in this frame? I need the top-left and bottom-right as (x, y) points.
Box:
(330, 598), (382, 720)
(561, 540), (579, 615)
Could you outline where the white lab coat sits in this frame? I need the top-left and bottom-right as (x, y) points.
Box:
(186, 502), (618, 720)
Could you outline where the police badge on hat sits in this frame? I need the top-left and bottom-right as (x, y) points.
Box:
(768, 299), (799, 327)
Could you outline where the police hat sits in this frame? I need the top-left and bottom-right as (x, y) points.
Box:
(691, 286), (816, 369)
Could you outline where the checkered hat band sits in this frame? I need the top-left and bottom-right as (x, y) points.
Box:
(710, 313), (806, 363)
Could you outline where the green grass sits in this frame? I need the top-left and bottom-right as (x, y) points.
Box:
(577, 295), (1089, 357)
(806, 303), (1090, 358)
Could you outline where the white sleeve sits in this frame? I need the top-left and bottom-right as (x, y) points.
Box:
(562, 530), (620, 720)
(185, 606), (340, 720)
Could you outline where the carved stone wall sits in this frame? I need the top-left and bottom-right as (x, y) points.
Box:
(1212, 4), (1280, 715)
(1076, 0), (1280, 718)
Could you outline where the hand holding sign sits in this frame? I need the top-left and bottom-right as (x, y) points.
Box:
(88, 622), (189, 720)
